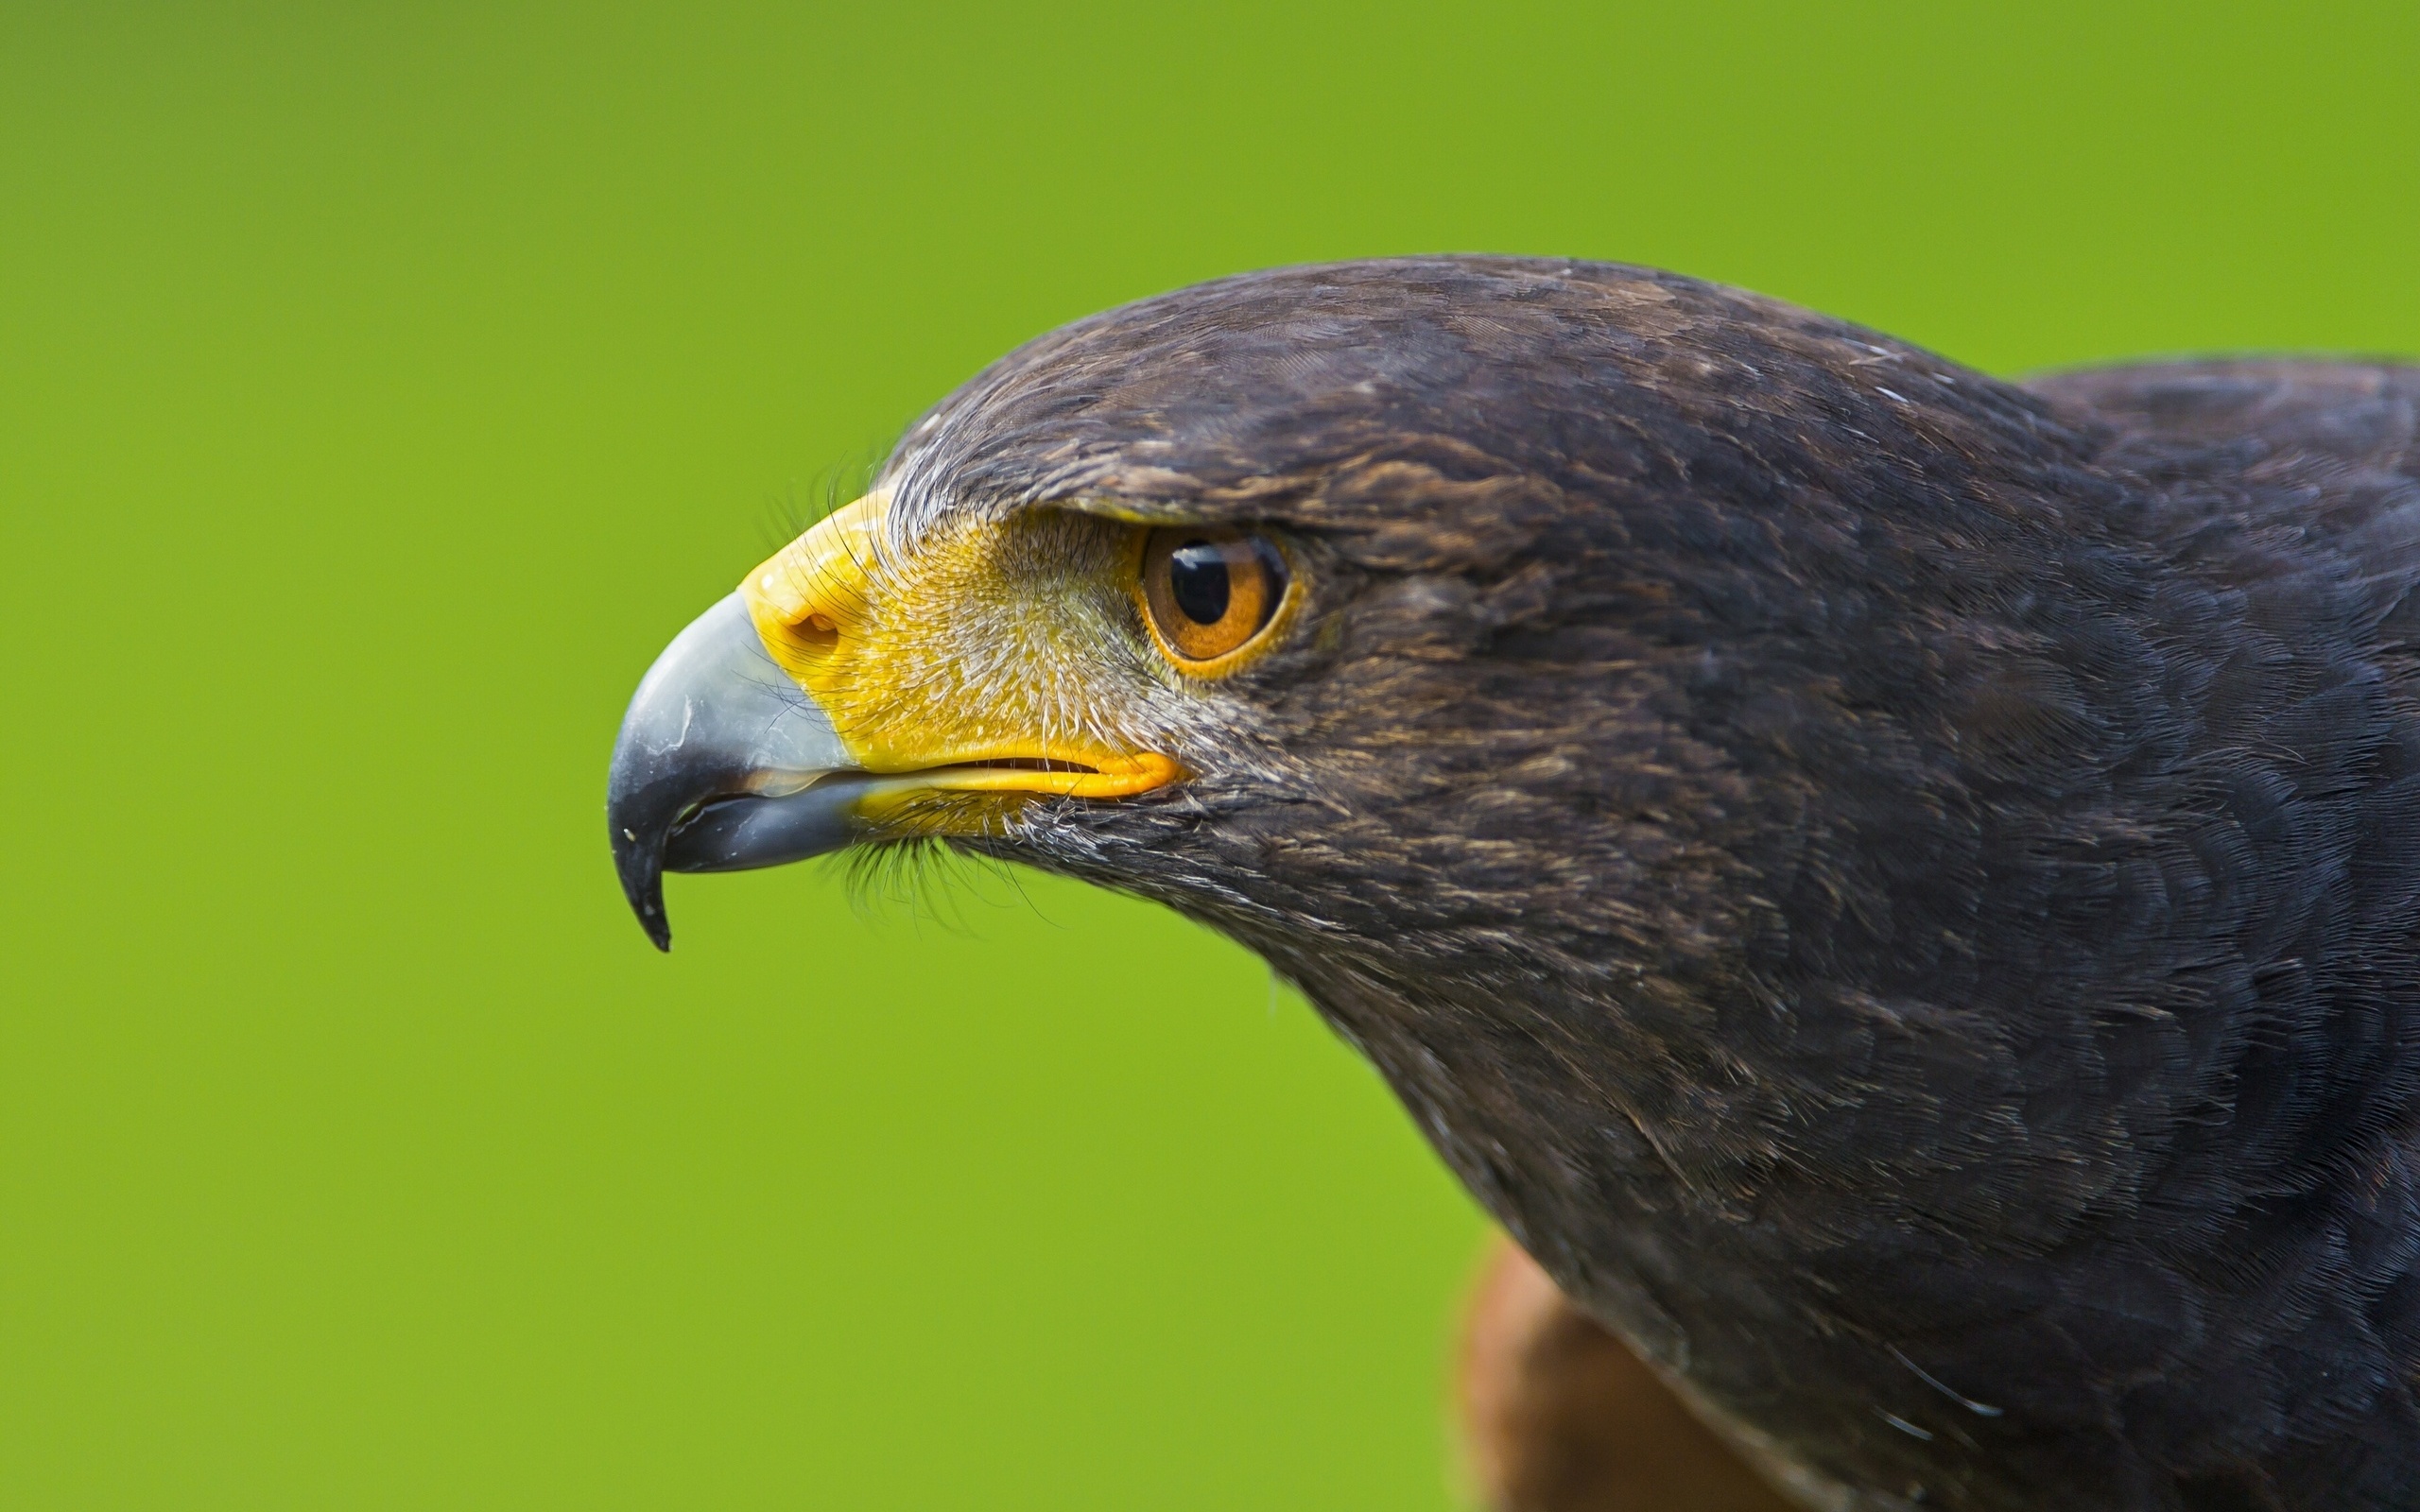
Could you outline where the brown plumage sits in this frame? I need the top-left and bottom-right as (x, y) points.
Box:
(615, 258), (2420, 1508)
(1460, 1232), (1798, 1512)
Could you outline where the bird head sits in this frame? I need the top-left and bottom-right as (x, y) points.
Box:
(607, 256), (2126, 1228)
(619, 250), (2093, 918)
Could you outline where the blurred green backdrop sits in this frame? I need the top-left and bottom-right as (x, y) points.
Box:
(3, 3), (2415, 1507)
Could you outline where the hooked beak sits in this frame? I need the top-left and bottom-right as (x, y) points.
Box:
(606, 592), (873, 950)
(609, 495), (1186, 951)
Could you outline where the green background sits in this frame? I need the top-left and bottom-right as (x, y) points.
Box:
(4, 3), (2415, 1507)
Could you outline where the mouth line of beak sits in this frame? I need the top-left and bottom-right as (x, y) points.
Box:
(887, 751), (1183, 799)
(643, 751), (1184, 932)
(608, 588), (1188, 951)
(942, 756), (1099, 773)
(664, 751), (1175, 833)
(659, 758), (1121, 850)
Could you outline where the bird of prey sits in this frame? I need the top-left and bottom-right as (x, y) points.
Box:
(607, 257), (2420, 1511)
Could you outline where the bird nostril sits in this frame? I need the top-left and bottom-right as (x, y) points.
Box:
(774, 611), (839, 652)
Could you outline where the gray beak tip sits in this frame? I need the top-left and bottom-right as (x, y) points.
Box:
(606, 592), (864, 952)
(609, 802), (676, 951)
(631, 880), (674, 954)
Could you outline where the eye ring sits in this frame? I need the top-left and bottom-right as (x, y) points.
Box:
(1135, 526), (1298, 674)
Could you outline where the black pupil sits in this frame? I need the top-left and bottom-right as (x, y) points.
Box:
(1168, 541), (1231, 625)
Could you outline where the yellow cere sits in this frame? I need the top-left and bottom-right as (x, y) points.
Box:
(739, 492), (1184, 813)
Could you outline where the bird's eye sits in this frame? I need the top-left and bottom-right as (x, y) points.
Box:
(1139, 526), (1292, 668)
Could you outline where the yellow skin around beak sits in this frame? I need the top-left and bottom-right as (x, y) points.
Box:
(738, 493), (1184, 809)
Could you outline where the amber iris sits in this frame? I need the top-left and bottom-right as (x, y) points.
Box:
(1140, 527), (1289, 664)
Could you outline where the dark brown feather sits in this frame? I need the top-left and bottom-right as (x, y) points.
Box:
(879, 259), (2420, 1510)
(1460, 1231), (1801, 1512)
